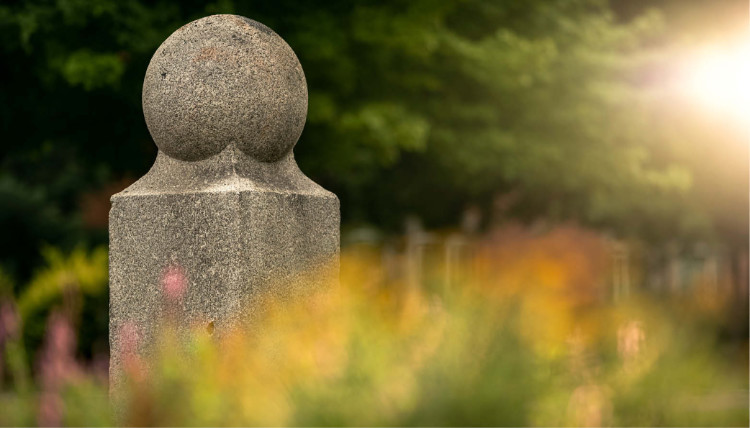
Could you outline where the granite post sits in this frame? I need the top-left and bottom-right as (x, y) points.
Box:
(108, 14), (339, 392)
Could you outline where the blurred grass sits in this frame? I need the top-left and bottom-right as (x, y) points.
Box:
(0, 229), (747, 426)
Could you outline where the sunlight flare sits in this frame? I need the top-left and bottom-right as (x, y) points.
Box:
(680, 38), (750, 122)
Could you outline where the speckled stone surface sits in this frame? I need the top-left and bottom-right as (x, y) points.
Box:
(142, 14), (308, 162)
(109, 14), (339, 397)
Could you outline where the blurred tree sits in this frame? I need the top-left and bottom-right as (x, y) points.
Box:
(0, 0), (745, 284)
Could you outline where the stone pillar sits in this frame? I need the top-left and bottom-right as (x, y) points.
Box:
(108, 14), (339, 390)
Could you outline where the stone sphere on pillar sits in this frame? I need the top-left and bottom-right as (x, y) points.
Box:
(142, 14), (308, 162)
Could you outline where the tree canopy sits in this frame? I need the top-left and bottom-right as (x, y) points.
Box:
(0, 0), (746, 283)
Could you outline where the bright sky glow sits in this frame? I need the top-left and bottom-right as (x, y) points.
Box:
(680, 38), (750, 123)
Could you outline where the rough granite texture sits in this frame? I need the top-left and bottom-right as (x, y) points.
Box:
(142, 14), (308, 162)
(109, 14), (339, 397)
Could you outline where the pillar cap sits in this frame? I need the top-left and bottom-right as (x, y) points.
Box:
(142, 14), (308, 162)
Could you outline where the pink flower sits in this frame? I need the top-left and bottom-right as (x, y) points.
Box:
(38, 391), (63, 427)
(0, 300), (19, 344)
(119, 322), (140, 357)
(118, 322), (146, 382)
(37, 312), (80, 427)
(162, 264), (187, 302)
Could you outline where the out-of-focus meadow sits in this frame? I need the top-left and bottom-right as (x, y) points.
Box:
(0, 0), (748, 426)
(1, 227), (748, 426)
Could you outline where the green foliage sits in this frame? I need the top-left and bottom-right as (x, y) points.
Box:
(0, 251), (746, 426)
(18, 246), (108, 320)
(0, 175), (80, 289)
(0, 267), (14, 298)
(0, 0), (745, 277)
(58, 50), (125, 90)
(5, 246), (109, 371)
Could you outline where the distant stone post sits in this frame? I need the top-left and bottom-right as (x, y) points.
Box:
(109, 14), (339, 391)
